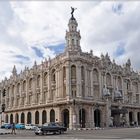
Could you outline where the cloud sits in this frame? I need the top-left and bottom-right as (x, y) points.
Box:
(0, 1), (140, 81)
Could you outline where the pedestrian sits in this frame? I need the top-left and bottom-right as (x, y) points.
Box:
(11, 122), (16, 135)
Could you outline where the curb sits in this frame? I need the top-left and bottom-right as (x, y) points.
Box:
(68, 127), (104, 131)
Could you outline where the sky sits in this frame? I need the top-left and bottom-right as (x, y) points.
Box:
(0, 1), (140, 81)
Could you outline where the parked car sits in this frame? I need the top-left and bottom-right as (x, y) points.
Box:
(25, 124), (36, 130)
(15, 123), (25, 129)
(1, 123), (11, 129)
(34, 122), (67, 135)
(5, 123), (12, 129)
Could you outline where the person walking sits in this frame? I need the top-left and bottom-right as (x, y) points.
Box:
(11, 122), (16, 135)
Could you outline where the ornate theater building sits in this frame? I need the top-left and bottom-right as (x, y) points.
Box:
(0, 12), (140, 129)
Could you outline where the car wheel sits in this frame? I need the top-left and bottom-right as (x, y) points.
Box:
(35, 133), (39, 135)
(61, 130), (64, 134)
(58, 130), (61, 134)
(42, 131), (44, 135)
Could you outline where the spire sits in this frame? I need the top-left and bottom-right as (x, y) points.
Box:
(12, 65), (17, 76)
(65, 7), (81, 52)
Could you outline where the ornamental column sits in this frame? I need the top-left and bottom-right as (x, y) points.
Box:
(76, 64), (81, 97)
(66, 64), (71, 97)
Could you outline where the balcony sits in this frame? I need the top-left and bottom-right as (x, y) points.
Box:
(127, 88), (133, 93)
(51, 81), (56, 89)
(16, 94), (20, 98)
(43, 86), (48, 92)
(107, 84), (113, 89)
(36, 87), (40, 93)
(93, 81), (99, 86)
(71, 78), (76, 85)
(114, 90), (123, 101)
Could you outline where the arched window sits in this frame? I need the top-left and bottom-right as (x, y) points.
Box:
(42, 110), (47, 124)
(71, 65), (76, 79)
(44, 72), (48, 85)
(50, 109), (55, 122)
(29, 78), (32, 89)
(126, 79), (131, 90)
(93, 69), (99, 82)
(15, 113), (19, 124)
(35, 111), (39, 124)
(27, 112), (32, 124)
(5, 114), (8, 123)
(12, 85), (15, 94)
(72, 39), (74, 45)
(133, 82), (138, 93)
(81, 66), (85, 81)
(51, 69), (55, 82)
(106, 73), (111, 86)
(7, 87), (10, 97)
(118, 76), (122, 89)
(23, 80), (26, 91)
(10, 114), (13, 124)
(37, 75), (40, 88)
(21, 112), (25, 123)
(17, 83), (20, 93)
(63, 67), (66, 80)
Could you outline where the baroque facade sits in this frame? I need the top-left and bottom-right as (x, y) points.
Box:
(0, 13), (140, 129)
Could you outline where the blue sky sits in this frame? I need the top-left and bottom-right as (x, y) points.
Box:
(0, 1), (140, 80)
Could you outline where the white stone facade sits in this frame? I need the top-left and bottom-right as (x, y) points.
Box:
(0, 14), (140, 129)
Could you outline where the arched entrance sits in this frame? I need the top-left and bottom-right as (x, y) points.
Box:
(21, 112), (25, 123)
(10, 114), (13, 124)
(27, 112), (32, 124)
(137, 112), (140, 125)
(42, 110), (47, 124)
(62, 109), (69, 128)
(5, 114), (8, 123)
(15, 113), (19, 124)
(50, 109), (55, 122)
(79, 108), (86, 128)
(129, 112), (133, 126)
(94, 109), (101, 127)
(35, 111), (39, 124)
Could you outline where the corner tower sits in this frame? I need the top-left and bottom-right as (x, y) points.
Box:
(65, 8), (81, 52)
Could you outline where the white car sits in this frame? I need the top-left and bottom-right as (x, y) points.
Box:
(25, 124), (36, 130)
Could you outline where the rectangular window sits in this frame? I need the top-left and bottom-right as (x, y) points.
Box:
(72, 39), (74, 45)
(136, 94), (139, 104)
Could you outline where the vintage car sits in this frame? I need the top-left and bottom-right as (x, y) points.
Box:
(34, 122), (67, 135)
(1, 123), (12, 129)
(25, 124), (36, 130)
(15, 123), (25, 129)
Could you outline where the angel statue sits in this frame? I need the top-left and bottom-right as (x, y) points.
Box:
(71, 7), (77, 17)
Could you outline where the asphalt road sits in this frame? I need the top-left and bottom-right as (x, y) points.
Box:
(0, 127), (140, 139)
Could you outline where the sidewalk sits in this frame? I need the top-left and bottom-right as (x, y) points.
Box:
(0, 129), (11, 135)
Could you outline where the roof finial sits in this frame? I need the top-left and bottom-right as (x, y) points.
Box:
(12, 65), (17, 75)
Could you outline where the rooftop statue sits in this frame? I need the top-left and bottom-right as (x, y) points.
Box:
(71, 7), (77, 17)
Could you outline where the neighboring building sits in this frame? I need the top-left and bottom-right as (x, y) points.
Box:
(0, 13), (140, 129)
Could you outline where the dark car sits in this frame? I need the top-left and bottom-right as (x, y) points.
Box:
(34, 122), (67, 135)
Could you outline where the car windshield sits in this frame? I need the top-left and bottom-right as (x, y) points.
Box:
(43, 123), (49, 126)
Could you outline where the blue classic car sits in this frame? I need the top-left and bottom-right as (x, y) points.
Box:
(1, 123), (11, 129)
(15, 123), (25, 129)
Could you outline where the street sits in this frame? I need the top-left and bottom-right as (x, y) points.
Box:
(0, 127), (140, 139)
